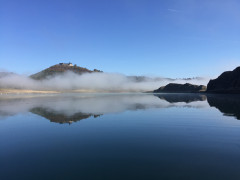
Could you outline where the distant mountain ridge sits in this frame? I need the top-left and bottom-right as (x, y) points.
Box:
(30, 63), (103, 80)
(126, 76), (204, 83)
(0, 72), (15, 78)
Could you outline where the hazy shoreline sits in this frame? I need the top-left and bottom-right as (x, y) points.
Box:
(0, 89), (59, 94)
(0, 88), (127, 94)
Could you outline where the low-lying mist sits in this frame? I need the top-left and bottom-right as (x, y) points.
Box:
(0, 72), (209, 92)
(0, 94), (208, 119)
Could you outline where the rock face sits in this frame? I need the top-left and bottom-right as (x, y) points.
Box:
(207, 67), (240, 93)
(30, 63), (102, 80)
(153, 83), (206, 93)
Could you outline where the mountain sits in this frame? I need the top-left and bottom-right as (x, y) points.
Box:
(207, 66), (240, 93)
(0, 72), (15, 78)
(152, 83), (206, 93)
(30, 63), (102, 80)
(127, 76), (174, 82)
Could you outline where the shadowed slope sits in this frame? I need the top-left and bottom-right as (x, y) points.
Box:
(207, 67), (240, 93)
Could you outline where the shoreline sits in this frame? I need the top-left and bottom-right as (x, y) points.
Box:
(1, 88), (240, 95)
(0, 89), (60, 94)
(0, 89), (136, 94)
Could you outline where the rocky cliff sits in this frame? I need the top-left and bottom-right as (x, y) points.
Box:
(207, 67), (240, 93)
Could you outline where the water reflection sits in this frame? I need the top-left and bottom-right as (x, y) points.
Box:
(207, 94), (240, 120)
(155, 93), (207, 103)
(30, 107), (102, 124)
(1, 93), (240, 123)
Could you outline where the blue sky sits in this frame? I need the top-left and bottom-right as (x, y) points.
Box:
(0, 0), (240, 78)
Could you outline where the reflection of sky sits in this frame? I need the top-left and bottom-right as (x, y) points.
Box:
(0, 94), (209, 119)
(1, 94), (240, 180)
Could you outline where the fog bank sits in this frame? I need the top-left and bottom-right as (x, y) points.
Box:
(0, 72), (209, 92)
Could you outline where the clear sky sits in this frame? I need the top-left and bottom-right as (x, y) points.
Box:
(0, 0), (239, 78)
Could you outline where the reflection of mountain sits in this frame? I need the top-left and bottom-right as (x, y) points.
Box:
(155, 94), (207, 103)
(0, 94), (209, 122)
(2, 94), (240, 123)
(30, 107), (101, 124)
(207, 95), (240, 120)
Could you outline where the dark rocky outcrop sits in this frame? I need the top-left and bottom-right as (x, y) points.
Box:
(153, 83), (206, 93)
(30, 63), (102, 80)
(207, 67), (240, 93)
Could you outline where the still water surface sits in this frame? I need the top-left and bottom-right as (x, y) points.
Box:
(0, 93), (240, 180)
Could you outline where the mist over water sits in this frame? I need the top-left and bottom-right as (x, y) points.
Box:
(0, 72), (209, 92)
(0, 94), (208, 120)
(1, 93), (240, 180)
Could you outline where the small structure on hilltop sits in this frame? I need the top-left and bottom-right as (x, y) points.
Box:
(93, 69), (103, 72)
(59, 62), (73, 66)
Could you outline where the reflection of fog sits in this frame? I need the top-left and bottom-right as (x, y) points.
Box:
(0, 93), (209, 123)
(1, 93), (240, 123)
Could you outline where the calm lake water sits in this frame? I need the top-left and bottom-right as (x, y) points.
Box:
(1, 93), (240, 180)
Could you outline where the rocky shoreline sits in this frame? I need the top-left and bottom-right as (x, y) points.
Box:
(151, 66), (240, 94)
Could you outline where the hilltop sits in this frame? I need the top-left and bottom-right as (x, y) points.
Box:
(30, 62), (102, 80)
